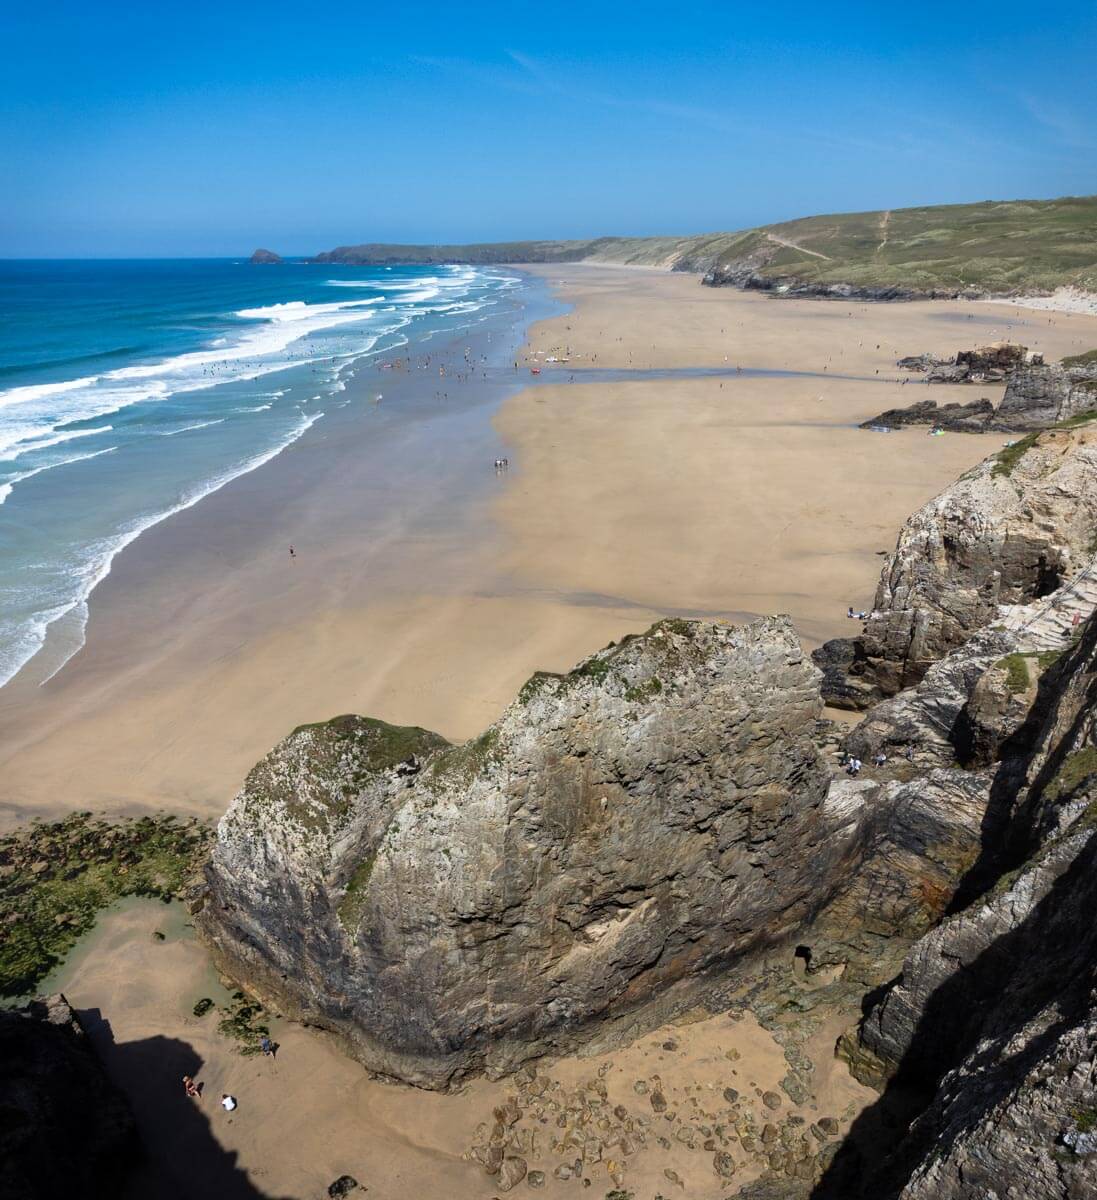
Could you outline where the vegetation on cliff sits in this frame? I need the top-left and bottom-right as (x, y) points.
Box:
(314, 194), (1097, 294)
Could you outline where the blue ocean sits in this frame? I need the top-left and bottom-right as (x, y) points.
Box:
(0, 259), (520, 688)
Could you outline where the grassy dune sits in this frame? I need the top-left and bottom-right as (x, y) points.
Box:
(313, 194), (1097, 294)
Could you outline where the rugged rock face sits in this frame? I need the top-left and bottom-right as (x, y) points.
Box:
(859, 397), (995, 433)
(198, 618), (857, 1088)
(824, 606), (1097, 1199)
(0, 994), (137, 1199)
(862, 346), (1097, 434)
(814, 422), (1097, 707)
(196, 615), (997, 1091)
(249, 247), (282, 264)
(995, 360), (1097, 431)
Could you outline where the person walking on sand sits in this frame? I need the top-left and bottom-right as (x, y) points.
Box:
(260, 1035), (275, 1058)
(183, 1076), (200, 1099)
(289, 545), (296, 560)
(221, 1093), (238, 1112)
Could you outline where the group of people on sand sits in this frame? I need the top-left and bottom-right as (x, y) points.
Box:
(182, 1036), (276, 1114)
(493, 457), (509, 471)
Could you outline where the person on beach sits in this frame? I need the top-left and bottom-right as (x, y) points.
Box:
(260, 1035), (275, 1057)
(183, 1076), (200, 1099)
(289, 545), (296, 560)
(221, 1094), (238, 1111)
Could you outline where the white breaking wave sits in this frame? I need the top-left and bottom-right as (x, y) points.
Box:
(156, 418), (226, 436)
(2, 424), (114, 460)
(0, 263), (505, 691)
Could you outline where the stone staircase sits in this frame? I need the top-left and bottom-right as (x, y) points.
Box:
(998, 560), (1097, 652)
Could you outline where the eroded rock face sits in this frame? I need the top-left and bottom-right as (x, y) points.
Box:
(995, 360), (1097, 431)
(199, 618), (867, 1088)
(858, 398), (995, 434)
(824, 612), (1097, 1200)
(0, 995), (136, 1199)
(815, 424), (1097, 707)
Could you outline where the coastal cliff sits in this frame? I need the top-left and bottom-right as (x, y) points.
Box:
(197, 618), (841, 1087)
(814, 418), (1097, 708)
(310, 195), (1097, 299)
(821, 584), (1097, 1199)
(195, 616), (995, 1092)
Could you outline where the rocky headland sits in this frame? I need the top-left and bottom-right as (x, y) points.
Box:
(814, 416), (1097, 707)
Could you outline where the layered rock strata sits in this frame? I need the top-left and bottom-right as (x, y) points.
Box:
(826, 605), (1097, 1199)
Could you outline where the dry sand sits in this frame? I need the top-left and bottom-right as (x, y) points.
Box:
(5, 265), (1094, 827)
(52, 900), (874, 1200)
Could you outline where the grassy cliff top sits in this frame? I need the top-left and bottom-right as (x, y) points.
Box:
(313, 195), (1097, 294)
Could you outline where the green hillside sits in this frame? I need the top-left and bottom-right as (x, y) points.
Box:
(311, 195), (1097, 295)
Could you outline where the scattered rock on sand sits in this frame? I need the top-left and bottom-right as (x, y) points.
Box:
(327, 1177), (359, 1198)
(496, 1156), (528, 1191)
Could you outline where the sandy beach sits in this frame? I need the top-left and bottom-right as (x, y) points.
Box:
(47, 898), (875, 1200)
(3, 267), (1096, 828)
(8, 265), (1097, 1199)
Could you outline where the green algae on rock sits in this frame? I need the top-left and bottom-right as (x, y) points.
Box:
(0, 813), (211, 997)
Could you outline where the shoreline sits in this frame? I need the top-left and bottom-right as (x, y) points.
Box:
(6, 263), (1097, 1198)
(3, 267), (1097, 830)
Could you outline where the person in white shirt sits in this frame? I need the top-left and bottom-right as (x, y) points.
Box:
(220, 1094), (237, 1112)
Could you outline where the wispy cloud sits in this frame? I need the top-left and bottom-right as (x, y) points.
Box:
(1017, 92), (1097, 151)
(414, 49), (1053, 168)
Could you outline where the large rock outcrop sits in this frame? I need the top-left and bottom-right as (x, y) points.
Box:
(994, 359), (1097, 430)
(863, 348), (1097, 433)
(196, 616), (996, 1091)
(814, 422), (1097, 707)
(0, 994), (136, 1199)
(198, 618), (854, 1088)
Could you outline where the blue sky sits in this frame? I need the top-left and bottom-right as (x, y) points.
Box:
(2, 0), (1095, 256)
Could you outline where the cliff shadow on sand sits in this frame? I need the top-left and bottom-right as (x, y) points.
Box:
(75, 1009), (293, 1200)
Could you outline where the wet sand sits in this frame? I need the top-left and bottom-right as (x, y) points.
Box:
(3, 266), (1096, 828)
